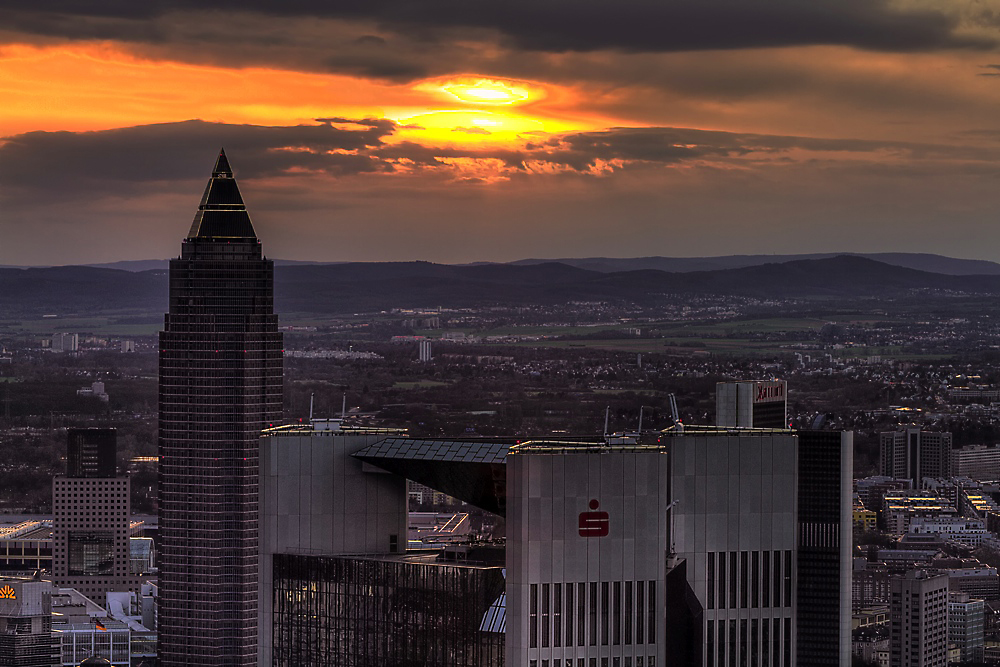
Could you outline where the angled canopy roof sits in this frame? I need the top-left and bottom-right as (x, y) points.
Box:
(354, 438), (515, 516)
(187, 149), (258, 239)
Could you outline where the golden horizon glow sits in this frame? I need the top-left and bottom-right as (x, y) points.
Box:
(0, 43), (616, 163)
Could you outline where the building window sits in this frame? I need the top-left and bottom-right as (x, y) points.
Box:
(751, 551), (759, 609)
(762, 551), (770, 608)
(648, 581), (656, 644)
(740, 552), (748, 609)
(625, 580), (633, 645)
(566, 583), (574, 646)
(531, 583), (539, 648)
(614, 581), (621, 645)
(707, 619), (715, 667)
(719, 552), (727, 609)
(783, 552), (792, 608)
(708, 552), (715, 610)
(578, 582), (586, 646)
(554, 583), (562, 647)
(601, 581), (610, 645)
(590, 582), (598, 646)
(729, 552), (737, 609)
(636, 582), (645, 644)
(773, 551), (781, 607)
(543, 583), (550, 647)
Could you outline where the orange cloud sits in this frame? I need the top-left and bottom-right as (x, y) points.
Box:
(0, 43), (608, 151)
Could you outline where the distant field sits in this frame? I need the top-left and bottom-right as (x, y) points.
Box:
(0, 316), (162, 337)
(392, 380), (451, 389)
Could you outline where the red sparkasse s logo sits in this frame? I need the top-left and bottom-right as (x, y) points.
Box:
(579, 499), (609, 537)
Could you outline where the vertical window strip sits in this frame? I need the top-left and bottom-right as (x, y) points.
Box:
(783, 618), (791, 667)
(729, 552), (737, 609)
(625, 581), (633, 645)
(751, 618), (758, 667)
(740, 619), (748, 667)
(740, 551), (748, 609)
(783, 551), (792, 608)
(762, 551), (770, 608)
(578, 583), (586, 647)
(636, 583), (645, 645)
(708, 552), (715, 610)
(613, 582), (622, 645)
(647, 581), (656, 644)
(590, 582), (598, 646)
(601, 581), (610, 645)
(761, 618), (769, 667)
(566, 584), (574, 647)
(530, 583), (538, 649)
(728, 619), (737, 667)
(718, 619), (726, 667)
(707, 619), (715, 667)
(772, 551), (781, 609)
(543, 583), (550, 648)
(751, 551), (759, 609)
(554, 583), (562, 648)
(719, 552), (727, 610)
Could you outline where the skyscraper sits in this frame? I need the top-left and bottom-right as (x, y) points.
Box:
(158, 150), (283, 666)
(52, 428), (138, 606)
(889, 570), (948, 667)
(879, 428), (952, 484)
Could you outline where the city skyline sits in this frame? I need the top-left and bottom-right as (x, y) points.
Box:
(2, 2), (1000, 266)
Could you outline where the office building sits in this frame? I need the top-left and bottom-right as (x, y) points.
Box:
(259, 420), (850, 667)
(52, 429), (139, 606)
(259, 425), (506, 667)
(419, 338), (433, 362)
(506, 428), (851, 667)
(882, 492), (957, 535)
(51, 333), (78, 353)
(0, 577), (58, 666)
(879, 428), (952, 484)
(952, 444), (1000, 481)
(948, 592), (984, 663)
(889, 570), (948, 667)
(158, 150), (283, 666)
(66, 429), (116, 479)
(715, 380), (787, 428)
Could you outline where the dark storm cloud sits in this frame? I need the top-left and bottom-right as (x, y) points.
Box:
(0, 0), (989, 68)
(0, 119), (396, 201)
(4, 120), (1000, 209)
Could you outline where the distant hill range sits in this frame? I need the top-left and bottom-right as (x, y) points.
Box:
(3, 254), (1000, 317)
(509, 252), (1000, 276)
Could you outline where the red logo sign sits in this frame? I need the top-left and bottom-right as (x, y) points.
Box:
(579, 499), (609, 537)
(754, 381), (785, 403)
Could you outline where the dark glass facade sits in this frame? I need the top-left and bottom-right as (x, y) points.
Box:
(67, 428), (117, 478)
(158, 151), (283, 666)
(272, 553), (505, 667)
(796, 430), (847, 667)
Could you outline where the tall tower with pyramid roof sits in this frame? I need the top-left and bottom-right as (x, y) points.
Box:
(158, 150), (283, 665)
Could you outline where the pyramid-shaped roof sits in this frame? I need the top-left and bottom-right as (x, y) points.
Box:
(187, 149), (258, 239)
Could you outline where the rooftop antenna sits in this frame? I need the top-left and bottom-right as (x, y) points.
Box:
(668, 393), (683, 433)
(638, 406), (644, 434)
(603, 406), (610, 441)
(341, 393), (347, 419)
(309, 392), (315, 421)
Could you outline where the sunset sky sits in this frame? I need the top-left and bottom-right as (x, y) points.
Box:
(4, 1), (1000, 265)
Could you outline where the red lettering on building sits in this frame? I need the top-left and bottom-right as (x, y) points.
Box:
(579, 499), (609, 537)
(754, 382), (785, 403)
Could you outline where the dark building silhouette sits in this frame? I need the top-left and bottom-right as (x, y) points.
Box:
(158, 150), (283, 666)
(67, 428), (117, 478)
